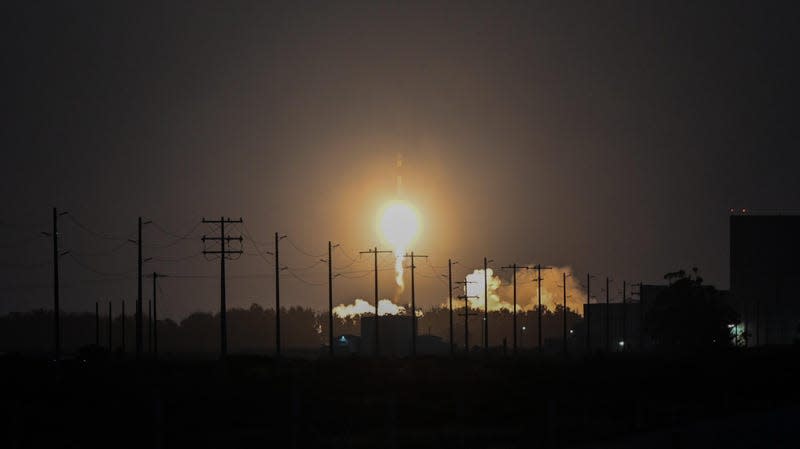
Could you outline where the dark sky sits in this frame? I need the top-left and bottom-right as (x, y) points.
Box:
(2, 1), (799, 318)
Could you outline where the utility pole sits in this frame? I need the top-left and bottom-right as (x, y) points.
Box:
(202, 217), (243, 360)
(360, 247), (392, 356)
(150, 272), (166, 358)
(501, 264), (532, 355)
(95, 301), (100, 346)
(121, 300), (126, 355)
(630, 282), (642, 350)
(586, 274), (595, 353)
(136, 217), (143, 359)
(446, 259), (458, 355)
(563, 273), (567, 353)
(483, 257), (494, 353)
(44, 207), (68, 360)
(605, 277), (611, 352)
(127, 217), (152, 360)
(455, 280), (478, 352)
(273, 232), (287, 357)
(325, 241), (339, 357)
(108, 301), (112, 351)
(148, 300), (152, 354)
(52, 207), (60, 360)
(621, 281), (626, 351)
(403, 251), (428, 356)
(534, 264), (552, 353)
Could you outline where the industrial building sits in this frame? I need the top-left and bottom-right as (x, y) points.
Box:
(584, 302), (643, 352)
(730, 214), (800, 346)
(359, 315), (448, 356)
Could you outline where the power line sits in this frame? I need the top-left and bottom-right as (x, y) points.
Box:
(144, 221), (204, 249)
(0, 219), (49, 230)
(0, 259), (52, 269)
(286, 259), (325, 271)
(64, 215), (133, 242)
(241, 232), (275, 266)
(423, 259), (449, 285)
(285, 269), (326, 287)
(149, 220), (202, 240)
(332, 252), (362, 270)
(241, 224), (271, 246)
(334, 245), (360, 263)
(337, 271), (373, 279)
(70, 239), (131, 258)
(66, 253), (136, 277)
(150, 252), (204, 263)
(285, 237), (326, 258)
(0, 234), (46, 249)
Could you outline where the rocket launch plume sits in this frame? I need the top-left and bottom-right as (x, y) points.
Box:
(377, 200), (421, 293)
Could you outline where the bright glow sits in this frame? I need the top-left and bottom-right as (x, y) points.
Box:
(378, 200), (421, 250)
(619, 341), (625, 347)
(377, 200), (422, 290)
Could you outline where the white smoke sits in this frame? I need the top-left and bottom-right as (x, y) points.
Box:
(333, 298), (408, 318)
(452, 265), (587, 315)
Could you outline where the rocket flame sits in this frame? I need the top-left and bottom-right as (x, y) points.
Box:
(333, 298), (408, 318)
(377, 200), (421, 291)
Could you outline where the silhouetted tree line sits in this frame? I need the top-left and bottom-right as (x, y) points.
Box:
(1, 269), (743, 356)
(0, 304), (327, 356)
(0, 303), (585, 356)
(416, 305), (583, 351)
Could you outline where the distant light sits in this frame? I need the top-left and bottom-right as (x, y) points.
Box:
(727, 324), (735, 328)
(522, 326), (527, 331)
(618, 341), (625, 347)
(569, 329), (574, 334)
(338, 336), (347, 343)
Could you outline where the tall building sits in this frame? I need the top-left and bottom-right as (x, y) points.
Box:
(730, 214), (800, 345)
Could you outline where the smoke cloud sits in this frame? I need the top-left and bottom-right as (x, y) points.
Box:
(455, 266), (587, 315)
(333, 298), (407, 318)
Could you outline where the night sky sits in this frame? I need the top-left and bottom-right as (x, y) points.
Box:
(2, 1), (799, 318)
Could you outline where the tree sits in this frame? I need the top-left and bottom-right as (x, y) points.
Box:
(646, 269), (739, 351)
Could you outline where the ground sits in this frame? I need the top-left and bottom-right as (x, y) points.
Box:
(2, 348), (798, 448)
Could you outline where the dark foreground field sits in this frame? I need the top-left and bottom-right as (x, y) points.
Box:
(2, 348), (799, 449)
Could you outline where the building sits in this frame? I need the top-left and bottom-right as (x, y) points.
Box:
(730, 214), (800, 346)
(584, 302), (643, 352)
(360, 315), (413, 356)
(358, 315), (449, 356)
